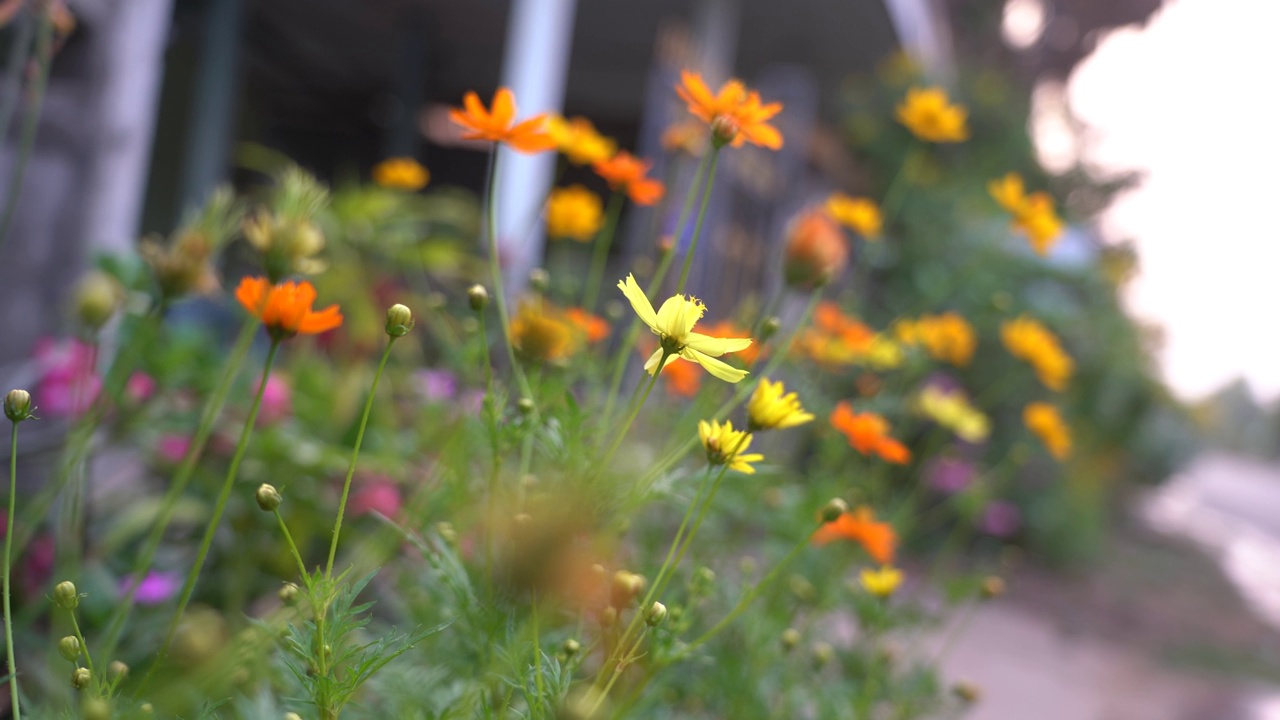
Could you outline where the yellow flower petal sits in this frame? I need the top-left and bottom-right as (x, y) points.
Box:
(686, 349), (749, 383)
(684, 332), (752, 357)
(618, 275), (658, 331)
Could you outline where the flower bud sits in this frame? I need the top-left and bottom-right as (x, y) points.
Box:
(759, 316), (782, 342)
(710, 115), (740, 148)
(517, 397), (536, 415)
(74, 270), (122, 331)
(562, 638), (581, 657)
(82, 697), (111, 720)
(811, 641), (834, 667)
(789, 574), (815, 602)
(599, 606), (617, 628)
(58, 635), (81, 662)
(980, 576), (1006, 599)
(610, 571), (645, 607)
(952, 681), (982, 703)
(783, 208), (847, 289)
(467, 284), (489, 312)
(54, 581), (79, 609)
(108, 660), (129, 680)
(819, 498), (849, 524)
(255, 484), (282, 512)
(4, 389), (32, 423)
(780, 628), (800, 651)
(278, 582), (299, 604)
(285, 714), (303, 720)
(656, 235), (675, 255)
(385, 304), (414, 337)
(71, 666), (92, 690)
(644, 601), (668, 626)
(435, 521), (458, 545)
(140, 703), (154, 714)
(528, 268), (550, 293)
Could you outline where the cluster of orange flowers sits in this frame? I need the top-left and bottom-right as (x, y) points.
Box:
(895, 313), (977, 367)
(797, 303), (899, 369)
(509, 302), (610, 364)
(812, 505), (898, 564)
(1001, 316), (1073, 391)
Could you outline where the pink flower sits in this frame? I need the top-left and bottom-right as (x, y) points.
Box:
(33, 337), (101, 417)
(257, 374), (292, 426)
(118, 571), (182, 605)
(979, 500), (1022, 538)
(125, 372), (157, 404)
(350, 477), (402, 518)
(156, 434), (191, 464)
(417, 369), (458, 403)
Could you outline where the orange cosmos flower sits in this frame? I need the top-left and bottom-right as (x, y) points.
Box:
(784, 208), (848, 289)
(675, 70), (783, 150)
(593, 152), (665, 206)
(235, 277), (343, 339)
(448, 88), (555, 153)
(564, 307), (611, 343)
(697, 320), (761, 365)
(830, 402), (911, 464)
(662, 356), (703, 398)
(812, 506), (898, 565)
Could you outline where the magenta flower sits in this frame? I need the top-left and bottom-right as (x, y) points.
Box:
(156, 434), (192, 464)
(125, 372), (157, 404)
(257, 373), (293, 426)
(926, 457), (975, 494)
(118, 571), (182, 605)
(33, 337), (101, 417)
(350, 477), (402, 518)
(979, 500), (1022, 538)
(417, 369), (458, 403)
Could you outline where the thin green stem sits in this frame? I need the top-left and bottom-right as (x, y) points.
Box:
(599, 152), (709, 430)
(0, 7), (51, 257)
(674, 148), (721, 294)
(4, 423), (20, 720)
(148, 337), (281, 684)
(68, 611), (94, 676)
(531, 595), (545, 718)
(582, 192), (625, 313)
(99, 317), (258, 660)
(596, 352), (666, 471)
(275, 510), (310, 589)
(326, 336), (397, 578)
(483, 147), (539, 416)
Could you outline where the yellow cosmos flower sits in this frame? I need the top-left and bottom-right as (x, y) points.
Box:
(545, 115), (616, 166)
(617, 274), (751, 383)
(698, 419), (764, 474)
(371, 157), (430, 191)
(1023, 402), (1072, 459)
(1001, 316), (1073, 391)
(509, 302), (577, 363)
(916, 386), (990, 443)
(825, 193), (883, 239)
(911, 313), (976, 367)
(896, 87), (969, 143)
(747, 378), (815, 431)
(860, 565), (904, 598)
(988, 172), (1065, 255)
(546, 185), (605, 242)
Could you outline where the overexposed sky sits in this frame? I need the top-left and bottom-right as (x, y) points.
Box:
(1063, 0), (1280, 401)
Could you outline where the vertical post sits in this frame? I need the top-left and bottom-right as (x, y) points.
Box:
(179, 0), (243, 214)
(495, 0), (577, 297)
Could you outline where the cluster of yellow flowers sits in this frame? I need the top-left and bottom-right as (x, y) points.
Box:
(988, 172), (1065, 255)
(895, 312), (977, 367)
(1001, 316), (1074, 391)
(915, 386), (990, 443)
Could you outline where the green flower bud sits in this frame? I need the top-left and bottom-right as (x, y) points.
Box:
(74, 270), (122, 331)
(58, 635), (81, 662)
(82, 696), (111, 720)
(140, 703), (153, 715)
(819, 497), (849, 524)
(467, 284), (489, 312)
(71, 666), (92, 690)
(284, 714), (303, 720)
(611, 571), (645, 607)
(385, 303), (415, 337)
(517, 397), (535, 415)
(255, 484), (282, 512)
(4, 389), (32, 423)
(780, 628), (800, 651)
(108, 660), (129, 680)
(435, 521), (458, 545)
(278, 582), (299, 604)
(760, 316), (782, 341)
(644, 601), (668, 626)
(528, 268), (550, 293)
(811, 641), (834, 667)
(561, 638), (581, 657)
(54, 580), (79, 609)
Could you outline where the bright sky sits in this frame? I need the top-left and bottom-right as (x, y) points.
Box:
(1061, 0), (1280, 401)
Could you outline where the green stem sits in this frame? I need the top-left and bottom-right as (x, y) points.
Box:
(674, 148), (721, 294)
(325, 336), (397, 578)
(148, 337), (281, 682)
(4, 424), (20, 720)
(582, 191), (624, 313)
(0, 6), (51, 257)
(477, 308), (500, 593)
(275, 510), (310, 590)
(98, 317), (258, 660)
(531, 595), (545, 717)
(483, 147), (539, 417)
(596, 351), (666, 471)
(68, 611), (94, 676)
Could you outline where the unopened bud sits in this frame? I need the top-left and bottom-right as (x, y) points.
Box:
(74, 270), (122, 331)
(140, 703), (153, 715)
(285, 714), (303, 720)
(255, 483), (282, 512)
(780, 628), (800, 651)
(278, 582), (299, 604)
(760, 316), (782, 341)
(385, 304), (414, 337)
(599, 606), (617, 628)
(644, 601), (668, 626)
(4, 389), (32, 423)
(528, 268), (550, 293)
(980, 576), (1006, 599)
(811, 641), (834, 667)
(54, 581), (79, 609)
(819, 498), (849, 524)
(467, 284), (489, 312)
(71, 666), (92, 690)
(562, 638), (581, 657)
(517, 397), (535, 415)
(108, 660), (129, 680)
(611, 571), (645, 607)
(952, 681), (981, 703)
(58, 636), (81, 662)
(789, 574), (815, 602)
(656, 235), (675, 255)
(435, 521), (458, 545)
(82, 697), (111, 720)
(710, 115), (740, 148)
